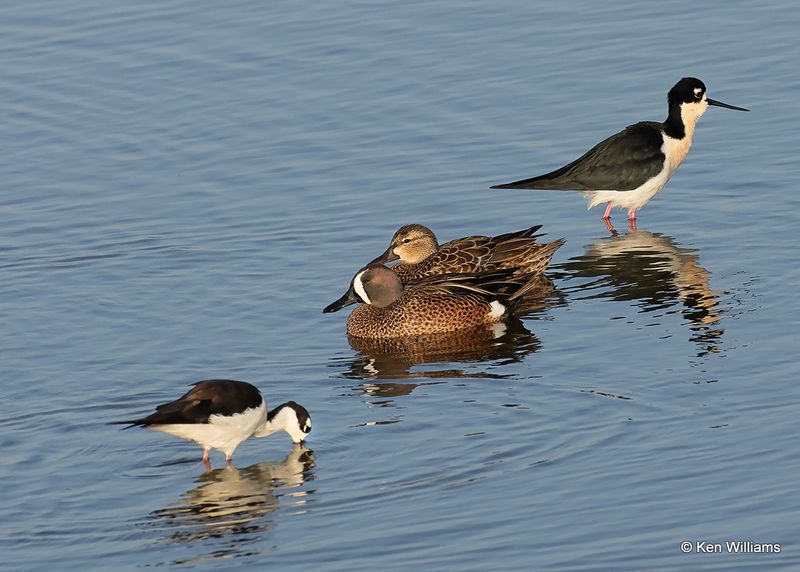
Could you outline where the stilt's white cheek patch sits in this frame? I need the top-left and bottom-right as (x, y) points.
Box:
(353, 271), (371, 305)
(681, 100), (707, 128)
(488, 300), (506, 319)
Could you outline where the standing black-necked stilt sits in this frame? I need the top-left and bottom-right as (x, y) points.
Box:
(112, 379), (312, 466)
(491, 77), (748, 230)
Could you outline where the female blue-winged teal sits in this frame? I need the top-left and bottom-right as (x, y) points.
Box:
(323, 265), (540, 339)
(368, 224), (565, 283)
(111, 380), (312, 465)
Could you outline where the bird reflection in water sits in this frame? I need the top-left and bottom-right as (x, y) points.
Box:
(556, 230), (725, 356)
(331, 319), (539, 412)
(145, 445), (315, 562)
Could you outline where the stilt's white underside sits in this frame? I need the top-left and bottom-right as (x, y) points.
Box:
(148, 402), (267, 458)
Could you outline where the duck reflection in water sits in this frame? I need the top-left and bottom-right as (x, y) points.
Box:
(556, 230), (725, 355)
(338, 316), (541, 386)
(146, 445), (314, 560)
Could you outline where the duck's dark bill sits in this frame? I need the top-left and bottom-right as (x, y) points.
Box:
(707, 98), (749, 112)
(323, 288), (359, 313)
(367, 246), (399, 266)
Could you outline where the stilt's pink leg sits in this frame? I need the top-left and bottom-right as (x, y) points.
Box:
(226, 456), (232, 465)
(604, 217), (618, 236)
(202, 448), (210, 462)
(603, 203), (613, 219)
(628, 209), (637, 231)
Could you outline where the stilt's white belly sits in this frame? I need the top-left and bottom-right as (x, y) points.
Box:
(149, 403), (267, 454)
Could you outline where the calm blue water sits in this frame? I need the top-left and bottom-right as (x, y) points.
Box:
(2, 1), (799, 570)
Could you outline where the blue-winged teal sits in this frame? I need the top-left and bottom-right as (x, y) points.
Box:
(111, 380), (311, 464)
(323, 265), (540, 339)
(368, 224), (565, 284)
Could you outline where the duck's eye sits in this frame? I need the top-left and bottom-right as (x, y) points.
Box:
(402, 238), (412, 244)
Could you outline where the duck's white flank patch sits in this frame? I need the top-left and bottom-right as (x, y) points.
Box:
(353, 270), (371, 305)
(488, 300), (506, 319)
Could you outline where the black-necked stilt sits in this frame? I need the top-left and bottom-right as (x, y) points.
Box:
(491, 77), (748, 230)
(112, 379), (312, 465)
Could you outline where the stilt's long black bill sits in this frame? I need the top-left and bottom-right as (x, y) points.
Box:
(707, 98), (749, 112)
(323, 287), (360, 313)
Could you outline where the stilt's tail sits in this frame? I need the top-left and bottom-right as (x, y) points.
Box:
(490, 178), (544, 189)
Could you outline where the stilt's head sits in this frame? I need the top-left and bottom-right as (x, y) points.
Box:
(256, 401), (312, 443)
(668, 77), (749, 131)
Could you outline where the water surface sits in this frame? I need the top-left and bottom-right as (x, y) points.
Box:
(2, 1), (799, 570)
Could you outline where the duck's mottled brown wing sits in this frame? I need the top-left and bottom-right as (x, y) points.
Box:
(407, 270), (523, 299)
(433, 236), (495, 272)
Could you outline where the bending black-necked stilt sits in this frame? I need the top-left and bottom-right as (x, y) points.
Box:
(112, 379), (312, 466)
(491, 77), (748, 230)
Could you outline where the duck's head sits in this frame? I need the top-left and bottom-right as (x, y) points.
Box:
(369, 224), (439, 265)
(323, 265), (404, 313)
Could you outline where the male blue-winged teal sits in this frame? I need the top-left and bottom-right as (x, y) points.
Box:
(368, 224), (565, 284)
(323, 265), (540, 339)
(111, 380), (312, 465)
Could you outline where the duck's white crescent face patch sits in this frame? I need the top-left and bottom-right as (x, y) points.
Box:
(353, 270), (371, 305)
